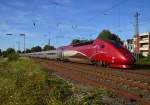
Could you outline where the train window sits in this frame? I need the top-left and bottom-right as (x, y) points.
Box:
(73, 40), (94, 47)
(47, 53), (56, 55)
(100, 45), (105, 48)
(110, 40), (122, 48)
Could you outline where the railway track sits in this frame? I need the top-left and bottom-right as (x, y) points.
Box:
(110, 67), (150, 77)
(64, 62), (150, 83)
(36, 59), (150, 105)
(51, 61), (150, 101)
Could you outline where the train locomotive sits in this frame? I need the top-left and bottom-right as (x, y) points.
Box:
(26, 39), (135, 68)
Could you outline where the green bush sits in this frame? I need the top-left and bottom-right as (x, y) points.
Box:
(0, 58), (115, 105)
(0, 49), (2, 57)
(138, 55), (150, 64)
(147, 54), (150, 59)
(0, 59), (47, 105)
(7, 52), (19, 61)
(1, 48), (19, 60)
(0, 59), (75, 105)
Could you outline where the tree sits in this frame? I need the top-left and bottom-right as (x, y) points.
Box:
(97, 29), (123, 44)
(1, 48), (19, 60)
(2, 51), (7, 57)
(97, 29), (112, 40)
(17, 50), (21, 53)
(6, 48), (16, 55)
(26, 49), (31, 53)
(31, 46), (42, 52)
(43, 45), (55, 51)
(0, 49), (1, 57)
(71, 39), (81, 45)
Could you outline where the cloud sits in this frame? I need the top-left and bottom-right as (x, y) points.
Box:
(78, 26), (98, 30)
(49, 0), (71, 5)
(54, 34), (86, 40)
(41, 0), (72, 9)
(58, 24), (98, 31)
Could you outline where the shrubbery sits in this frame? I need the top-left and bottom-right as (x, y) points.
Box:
(0, 49), (2, 57)
(0, 59), (47, 105)
(0, 48), (19, 61)
(7, 52), (19, 61)
(137, 54), (150, 64)
(0, 58), (115, 105)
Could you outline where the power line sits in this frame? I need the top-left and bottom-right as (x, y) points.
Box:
(56, 0), (129, 41)
(77, 0), (129, 39)
(83, 0), (128, 25)
(55, 0), (130, 41)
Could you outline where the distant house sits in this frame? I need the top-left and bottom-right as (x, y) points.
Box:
(124, 32), (150, 57)
(137, 32), (150, 56)
(124, 39), (134, 53)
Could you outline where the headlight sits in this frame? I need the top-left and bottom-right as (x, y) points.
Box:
(112, 57), (115, 63)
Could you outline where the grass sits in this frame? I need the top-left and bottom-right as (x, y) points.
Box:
(137, 56), (150, 65)
(0, 58), (48, 105)
(0, 58), (117, 105)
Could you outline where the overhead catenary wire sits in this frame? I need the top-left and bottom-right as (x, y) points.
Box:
(49, 0), (130, 41)
(83, 0), (129, 25)
(77, 0), (129, 40)
(58, 0), (129, 31)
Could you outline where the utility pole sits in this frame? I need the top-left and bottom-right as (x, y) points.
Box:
(5, 33), (14, 49)
(48, 38), (50, 46)
(16, 41), (20, 51)
(134, 12), (140, 60)
(134, 12), (140, 36)
(20, 34), (26, 54)
(48, 33), (51, 46)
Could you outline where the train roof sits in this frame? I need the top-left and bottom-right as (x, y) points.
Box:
(72, 40), (94, 47)
(26, 50), (57, 54)
(57, 39), (122, 49)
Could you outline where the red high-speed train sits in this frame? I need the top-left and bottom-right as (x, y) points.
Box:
(27, 39), (135, 68)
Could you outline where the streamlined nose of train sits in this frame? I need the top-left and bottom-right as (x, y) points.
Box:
(122, 55), (135, 64)
(119, 49), (135, 65)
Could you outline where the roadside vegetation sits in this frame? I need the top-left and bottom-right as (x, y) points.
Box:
(137, 54), (150, 64)
(0, 55), (118, 105)
(0, 48), (19, 60)
(0, 44), (55, 57)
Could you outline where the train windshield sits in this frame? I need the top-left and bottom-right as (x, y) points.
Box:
(110, 40), (122, 48)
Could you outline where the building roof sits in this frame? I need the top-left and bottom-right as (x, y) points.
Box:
(139, 32), (150, 36)
(127, 39), (133, 44)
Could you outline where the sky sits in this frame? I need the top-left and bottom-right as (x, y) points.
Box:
(0, 0), (150, 51)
